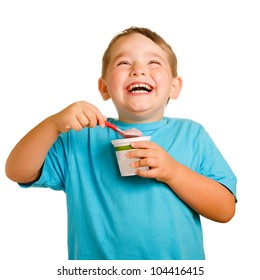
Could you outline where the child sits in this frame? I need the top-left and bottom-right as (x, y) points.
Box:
(5, 27), (237, 260)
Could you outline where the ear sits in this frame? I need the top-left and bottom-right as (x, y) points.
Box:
(169, 76), (183, 100)
(98, 78), (110, 101)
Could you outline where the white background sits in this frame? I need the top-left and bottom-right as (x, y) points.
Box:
(0, 0), (259, 279)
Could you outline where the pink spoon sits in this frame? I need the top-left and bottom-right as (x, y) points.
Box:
(105, 121), (142, 138)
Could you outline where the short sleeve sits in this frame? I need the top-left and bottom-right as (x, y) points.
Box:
(198, 127), (237, 199)
(19, 135), (68, 191)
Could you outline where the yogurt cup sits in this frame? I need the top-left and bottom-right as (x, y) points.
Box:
(111, 136), (151, 176)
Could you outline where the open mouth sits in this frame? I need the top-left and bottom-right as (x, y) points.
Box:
(127, 83), (153, 94)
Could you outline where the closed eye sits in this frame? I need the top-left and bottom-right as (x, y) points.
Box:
(149, 60), (161, 65)
(117, 60), (131, 66)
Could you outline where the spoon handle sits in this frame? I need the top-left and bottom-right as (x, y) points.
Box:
(105, 121), (120, 132)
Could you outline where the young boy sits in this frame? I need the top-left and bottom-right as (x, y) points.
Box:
(5, 27), (237, 260)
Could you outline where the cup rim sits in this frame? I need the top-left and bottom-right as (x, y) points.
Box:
(111, 136), (151, 147)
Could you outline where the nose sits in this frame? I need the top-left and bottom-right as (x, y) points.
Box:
(130, 63), (146, 77)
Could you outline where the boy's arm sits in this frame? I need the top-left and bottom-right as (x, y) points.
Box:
(162, 162), (236, 223)
(127, 141), (236, 223)
(5, 116), (60, 183)
(5, 101), (105, 183)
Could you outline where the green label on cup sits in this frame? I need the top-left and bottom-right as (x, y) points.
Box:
(115, 145), (133, 151)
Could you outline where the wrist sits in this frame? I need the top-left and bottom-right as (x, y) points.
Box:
(159, 157), (181, 187)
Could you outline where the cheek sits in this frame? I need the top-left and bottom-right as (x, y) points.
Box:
(107, 70), (123, 86)
(154, 73), (171, 90)
(152, 68), (169, 81)
(104, 74), (117, 91)
(159, 70), (173, 85)
(105, 80), (123, 103)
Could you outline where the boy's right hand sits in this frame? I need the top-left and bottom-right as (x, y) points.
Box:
(52, 101), (106, 133)
(5, 100), (106, 183)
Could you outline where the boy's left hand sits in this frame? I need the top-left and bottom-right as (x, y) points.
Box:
(125, 141), (175, 183)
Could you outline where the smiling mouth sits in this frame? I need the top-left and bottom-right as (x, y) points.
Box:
(127, 83), (153, 94)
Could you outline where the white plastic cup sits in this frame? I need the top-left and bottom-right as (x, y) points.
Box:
(111, 136), (151, 176)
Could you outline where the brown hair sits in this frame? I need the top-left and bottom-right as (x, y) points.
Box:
(101, 26), (178, 78)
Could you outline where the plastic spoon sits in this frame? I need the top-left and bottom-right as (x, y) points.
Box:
(105, 121), (142, 138)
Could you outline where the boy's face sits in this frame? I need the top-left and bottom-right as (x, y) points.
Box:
(99, 33), (181, 123)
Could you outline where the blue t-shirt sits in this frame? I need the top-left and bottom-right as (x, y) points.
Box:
(20, 117), (237, 260)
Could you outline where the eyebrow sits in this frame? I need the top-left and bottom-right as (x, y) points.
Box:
(111, 51), (165, 62)
(111, 52), (131, 62)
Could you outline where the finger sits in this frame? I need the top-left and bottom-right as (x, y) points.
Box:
(85, 112), (99, 128)
(131, 141), (157, 149)
(99, 115), (107, 128)
(126, 148), (155, 159)
(82, 102), (106, 128)
(75, 113), (90, 128)
(74, 107), (96, 128)
(78, 107), (100, 128)
(135, 168), (157, 178)
(131, 158), (157, 169)
(69, 118), (85, 131)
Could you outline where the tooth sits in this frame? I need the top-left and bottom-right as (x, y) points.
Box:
(127, 83), (152, 93)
